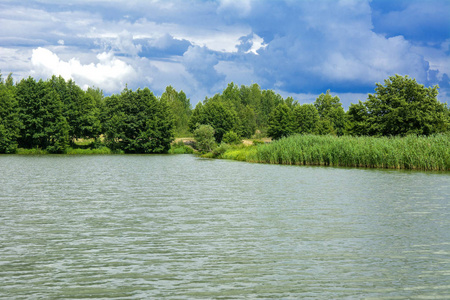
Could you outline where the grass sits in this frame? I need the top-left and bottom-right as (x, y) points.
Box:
(15, 148), (49, 155)
(215, 134), (450, 171)
(64, 146), (120, 155)
(168, 140), (195, 154)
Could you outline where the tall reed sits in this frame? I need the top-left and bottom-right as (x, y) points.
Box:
(221, 134), (449, 171)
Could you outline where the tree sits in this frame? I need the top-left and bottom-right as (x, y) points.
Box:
(267, 103), (294, 140)
(293, 104), (319, 134)
(0, 73), (20, 153)
(193, 124), (216, 153)
(160, 86), (191, 136)
(103, 87), (174, 153)
(346, 100), (369, 136)
(222, 130), (241, 144)
(314, 90), (346, 135)
(188, 100), (238, 143)
(16, 77), (69, 152)
(238, 105), (257, 138)
(259, 89), (284, 129)
(364, 75), (448, 136)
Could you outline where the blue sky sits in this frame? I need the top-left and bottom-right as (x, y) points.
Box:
(1, 0), (449, 108)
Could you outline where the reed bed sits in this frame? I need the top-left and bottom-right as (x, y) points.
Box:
(64, 147), (118, 155)
(221, 134), (450, 171)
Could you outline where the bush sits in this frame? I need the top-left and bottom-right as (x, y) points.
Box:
(193, 124), (216, 153)
(169, 141), (194, 154)
(222, 130), (241, 144)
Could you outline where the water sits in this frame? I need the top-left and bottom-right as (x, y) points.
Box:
(0, 155), (449, 299)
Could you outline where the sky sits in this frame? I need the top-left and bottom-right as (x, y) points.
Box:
(0, 0), (449, 108)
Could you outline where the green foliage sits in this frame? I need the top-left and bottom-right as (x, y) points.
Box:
(293, 104), (319, 134)
(64, 146), (114, 155)
(193, 124), (216, 153)
(103, 87), (174, 153)
(218, 134), (449, 171)
(0, 73), (20, 153)
(168, 140), (194, 154)
(314, 90), (346, 135)
(363, 75), (448, 136)
(346, 75), (449, 137)
(267, 103), (294, 140)
(222, 130), (241, 144)
(238, 105), (257, 138)
(161, 86), (191, 137)
(15, 148), (49, 155)
(346, 100), (369, 136)
(252, 139), (265, 145)
(188, 83), (292, 140)
(16, 77), (70, 153)
(219, 144), (258, 162)
(188, 100), (238, 143)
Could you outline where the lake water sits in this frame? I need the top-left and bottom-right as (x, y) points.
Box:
(0, 155), (449, 299)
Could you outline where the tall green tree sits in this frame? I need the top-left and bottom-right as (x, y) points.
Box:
(160, 86), (191, 137)
(267, 103), (295, 140)
(0, 73), (20, 153)
(259, 89), (284, 130)
(364, 75), (448, 136)
(293, 104), (319, 134)
(346, 100), (369, 136)
(47, 76), (102, 142)
(314, 90), (346, 135)
(103, 87), (174, 153)
(188, 100), (238, 143)
(238, 105), (257, 138)
(16, 77), (69, 152)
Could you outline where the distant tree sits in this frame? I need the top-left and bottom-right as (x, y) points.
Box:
(103, 87), (174, 153)
(364, 75), (448, 136)
(259, 89), (284, 129)
(238, 105), (257, 138)
(160, 86), (191, 136)
(346, 100), (369, 136)
(0, 73), (20, 153)
(221, 82), (241, 110)
(314, 90), (346, 135)
(222, 130), (241, 144)
(188, 100), (238, 143)
(16, 77), (70, 152)
(267, 103), (295, 140)
(293, 104), (319, 134)
(193, 124), (216, 153)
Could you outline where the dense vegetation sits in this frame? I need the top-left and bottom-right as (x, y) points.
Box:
(1, 72), (449, 166)
(0, 74), (177, 153)
(214, 134), (449, 171)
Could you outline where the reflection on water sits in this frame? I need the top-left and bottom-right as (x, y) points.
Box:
(1, 155), (449, 299)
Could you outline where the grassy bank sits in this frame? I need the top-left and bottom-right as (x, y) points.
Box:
(214, 134), (450, 171)
(13, 141), (193, 155)
(15, 147), (124, 155)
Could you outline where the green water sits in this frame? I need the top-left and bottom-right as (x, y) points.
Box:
(1, 155), (449, 299)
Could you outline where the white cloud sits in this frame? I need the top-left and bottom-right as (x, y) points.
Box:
(31, 47), (136, 93)
(245, 33), (267, 55)
(182, 45), (226, 90)
(1, 0), (448, 103)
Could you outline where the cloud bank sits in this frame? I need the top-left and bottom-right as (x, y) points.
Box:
(0, 0), (448, 107)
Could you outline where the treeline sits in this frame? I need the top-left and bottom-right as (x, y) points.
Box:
(0, 74), (184, 153)
(1, 73), (449, 154)
(185, 75), (449, 145)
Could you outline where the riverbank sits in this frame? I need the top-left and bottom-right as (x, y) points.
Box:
(211, 134), (450, 171)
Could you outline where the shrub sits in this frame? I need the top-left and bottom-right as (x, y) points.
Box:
(222, 130), (241, 144)
(193, 124), (216, 153)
